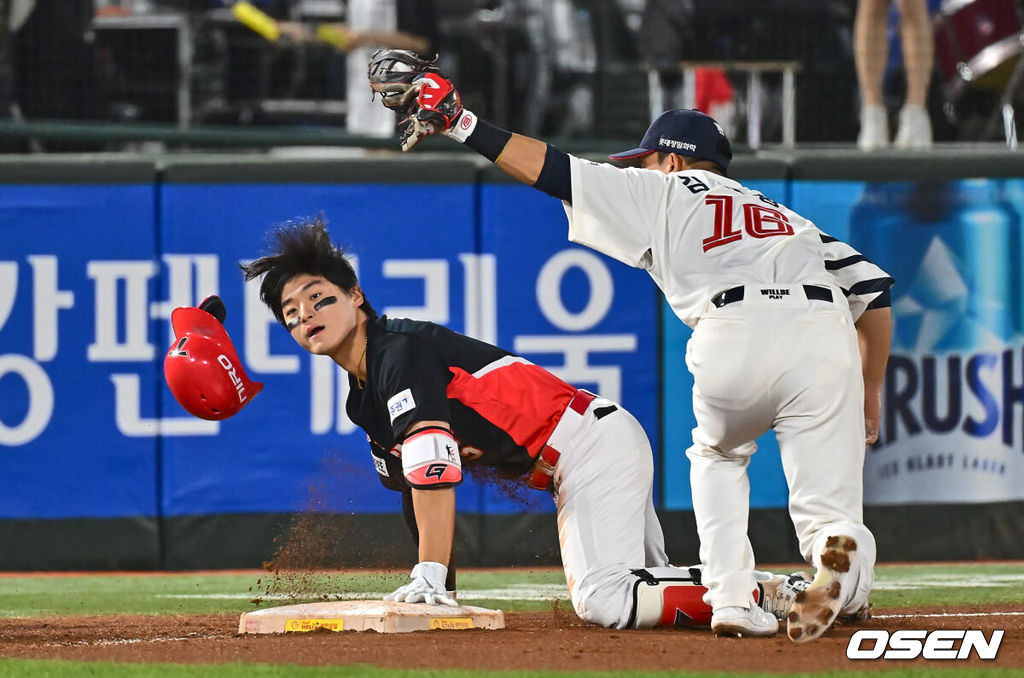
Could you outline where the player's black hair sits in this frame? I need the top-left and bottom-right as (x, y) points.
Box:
(240, 214), (378, 324)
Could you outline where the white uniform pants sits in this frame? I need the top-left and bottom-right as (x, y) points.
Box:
(685, 286), (876, 614)
(550, 395), (688, 628)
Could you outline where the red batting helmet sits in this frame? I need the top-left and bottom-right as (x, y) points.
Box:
(164, 296), (263, 420)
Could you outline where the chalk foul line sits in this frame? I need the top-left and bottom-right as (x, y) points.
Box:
(872, 611), (1024, 620)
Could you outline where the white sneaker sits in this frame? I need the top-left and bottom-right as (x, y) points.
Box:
(894, 104), (933, 149)
(787, 535), (858, 643)
(858, 105), (889, 150)
(711, 604), (779, 637)
(759, 572), (811, 621)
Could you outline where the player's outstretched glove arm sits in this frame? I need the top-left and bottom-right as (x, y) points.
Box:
(384, 561), (457, 606)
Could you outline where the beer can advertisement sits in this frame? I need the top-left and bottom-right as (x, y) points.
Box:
(798, 178), (1024, 505)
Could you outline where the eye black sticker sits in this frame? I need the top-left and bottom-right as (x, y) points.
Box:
(314, 296), (338, 311)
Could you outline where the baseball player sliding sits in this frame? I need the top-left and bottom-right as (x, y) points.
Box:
(367, 50), (894, 642)
(165, 217), (812, 632)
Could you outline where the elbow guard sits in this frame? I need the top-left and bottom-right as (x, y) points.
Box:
(401, 427), (463, 488)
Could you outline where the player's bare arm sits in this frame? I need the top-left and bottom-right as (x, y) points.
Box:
(411, 487), (455, 565)
(493, 134), (547, 185)
(379, 416), (461, 606)
(855, 307), (893, 444)
(404, 420), (457, 566)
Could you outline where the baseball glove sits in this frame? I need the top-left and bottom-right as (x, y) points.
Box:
(367, 48), (442, 114)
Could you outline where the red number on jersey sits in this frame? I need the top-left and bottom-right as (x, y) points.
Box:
(702, 195), (743, 251)
(702, 195), (794, 252)
(744, 203), (794, 238)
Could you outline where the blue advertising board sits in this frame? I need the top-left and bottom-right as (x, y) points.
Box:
(158, 181), (479, 517)
(1, 172), (661, 523)
(0, 183), (160, 518)
(479, 183), (660, 514)
(7, 166), (1021, 528)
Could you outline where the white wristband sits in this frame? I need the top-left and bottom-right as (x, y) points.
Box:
(442, 109), (478, 143)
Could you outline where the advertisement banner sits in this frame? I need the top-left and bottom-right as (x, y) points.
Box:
(479, 183), (660, 514)
(158, 181), (479, 517)
(1, 174), (661, 522)
(0, 183), (160, 518)
(794, 178), (1024, 505)
(159, 179), (659, 518)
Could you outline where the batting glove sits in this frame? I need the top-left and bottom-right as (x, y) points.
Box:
(398, 73), (465, 152)
(384, 561), (458, 606)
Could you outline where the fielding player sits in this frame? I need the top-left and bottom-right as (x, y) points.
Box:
(367, 50), (894, 641)
(166, 215), (815, 633)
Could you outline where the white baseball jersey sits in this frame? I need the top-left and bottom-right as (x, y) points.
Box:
(562, 158), (890, 326)
(562, 155), (891, 617)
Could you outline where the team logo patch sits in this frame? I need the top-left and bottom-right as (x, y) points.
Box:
(387, 388), (416, 423)
(168, 336), (189, 357)
(373, 455), (389, 477)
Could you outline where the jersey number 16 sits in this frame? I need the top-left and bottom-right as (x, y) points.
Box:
(702, 194), (794, 252)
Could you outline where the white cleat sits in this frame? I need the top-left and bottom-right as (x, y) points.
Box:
(787, 535), (858, 643)
(711, 604), (779, 638)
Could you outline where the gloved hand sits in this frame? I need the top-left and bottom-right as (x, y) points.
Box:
(384, 561), (458, 606)
(365, 48), (468, 152)
(398, 73), (465, 152)
(367, 48), (442, 115)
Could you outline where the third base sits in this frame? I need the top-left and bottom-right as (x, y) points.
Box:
(239, 599), (505, 634)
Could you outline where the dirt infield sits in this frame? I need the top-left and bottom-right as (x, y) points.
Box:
(1, 605), (1021, 672)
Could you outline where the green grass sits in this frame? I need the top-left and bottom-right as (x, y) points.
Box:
(0, 563), (1021, 617)
(0, 569), (570, 617)
(1, 662), (1022, 678)
(871, 563), (1024, 608)
(0, 564), (1020, 677)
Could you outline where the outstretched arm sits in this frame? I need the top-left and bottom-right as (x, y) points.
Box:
(452, 113), (573, 202)
(367, 53), (572, 201)
(493, 134), (547, 185)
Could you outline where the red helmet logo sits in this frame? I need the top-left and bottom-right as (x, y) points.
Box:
(164, 302), (263, 421)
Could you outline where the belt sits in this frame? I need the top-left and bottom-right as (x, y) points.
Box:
(526, 390), (600, 492)
(710, 284), (833, 308)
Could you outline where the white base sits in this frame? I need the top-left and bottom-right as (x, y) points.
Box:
(238, 599), (505, 634)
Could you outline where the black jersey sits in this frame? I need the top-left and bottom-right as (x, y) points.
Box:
(346, 316), (581, 492)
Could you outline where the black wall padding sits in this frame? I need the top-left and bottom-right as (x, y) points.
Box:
(0, 517), (160, 570)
